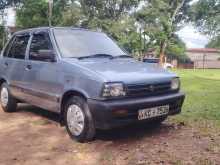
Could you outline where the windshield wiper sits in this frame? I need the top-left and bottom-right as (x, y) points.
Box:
(78, 54), (114, 60)
(112, 55), (133, 59)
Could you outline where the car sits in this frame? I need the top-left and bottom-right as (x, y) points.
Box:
(143, 58), (160, 64)
(163, 63), (174, 69)
(143, 58), (174, 69)
(0, 27), (185, 142)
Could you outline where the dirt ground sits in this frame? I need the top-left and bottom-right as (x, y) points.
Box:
(0, 104), (220, 165)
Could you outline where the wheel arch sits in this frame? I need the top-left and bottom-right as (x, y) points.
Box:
(0, 78), (7, 86)
(60, 89), (88, 125)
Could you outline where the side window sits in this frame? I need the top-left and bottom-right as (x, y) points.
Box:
(8, 35), (30, 59)
(29, 32), (53, 62)
(3, 36), (15, 57)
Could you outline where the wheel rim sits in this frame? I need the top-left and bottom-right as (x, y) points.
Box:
(67, 104), (85, 136)
(1, 87), (8, 107)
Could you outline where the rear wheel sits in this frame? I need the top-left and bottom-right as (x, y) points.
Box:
(64, 96), (96, 142)
(0, 83), (17, 112)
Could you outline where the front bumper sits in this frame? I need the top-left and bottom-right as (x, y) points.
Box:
(88, 92), (185, 129)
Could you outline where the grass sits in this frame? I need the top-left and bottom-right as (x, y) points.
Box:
(172, 69), (220, 127)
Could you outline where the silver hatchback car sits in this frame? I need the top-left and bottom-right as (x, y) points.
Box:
(0, 27), (185, 142)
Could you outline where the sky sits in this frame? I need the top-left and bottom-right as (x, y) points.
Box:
(5, 3), (210, 49)
(177, 25), (210, 48)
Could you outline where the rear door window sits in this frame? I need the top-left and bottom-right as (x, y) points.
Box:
(8, 34), (30, 59)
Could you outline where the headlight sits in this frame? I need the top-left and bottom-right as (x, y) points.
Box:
(171, 78), (180, 90)
(102, 83), (126, 97)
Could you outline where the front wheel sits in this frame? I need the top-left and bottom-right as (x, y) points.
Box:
(64, 96), (96, 142)
(0, 83), (17, 112)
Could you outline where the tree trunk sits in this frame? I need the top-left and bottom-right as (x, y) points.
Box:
(159, 40), (167, 65)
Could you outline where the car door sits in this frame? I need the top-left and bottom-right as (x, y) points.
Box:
(1, 34), (30, 99)
(23, 30), (61, 112)
(0, 36), (15, 81)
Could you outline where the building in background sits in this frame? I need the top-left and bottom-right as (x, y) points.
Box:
(186, 48), (220, 69)
(3, 8), (16, 36)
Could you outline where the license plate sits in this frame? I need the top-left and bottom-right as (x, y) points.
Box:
(138, 105), (169, 120)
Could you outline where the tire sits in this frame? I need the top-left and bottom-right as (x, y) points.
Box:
(64, 96), (96, 142)
(0, 83), (17, 112)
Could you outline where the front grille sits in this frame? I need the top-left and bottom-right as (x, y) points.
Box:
(126, 82), (172, 97)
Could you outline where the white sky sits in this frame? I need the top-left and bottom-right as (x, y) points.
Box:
(4, 8), (16, 26)
(5, 1), (209, 48)
(177, 25), (210, 48)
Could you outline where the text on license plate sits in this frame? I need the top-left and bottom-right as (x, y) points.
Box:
(138, 105), (169, 120)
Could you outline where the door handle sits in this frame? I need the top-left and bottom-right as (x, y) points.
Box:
(4, 62), (8, 68)
(25, 64), (32, 71)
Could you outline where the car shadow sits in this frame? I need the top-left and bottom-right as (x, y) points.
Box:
(16, 104), (178, 142)
(17, 104), (60, 123)
(95, 122), (176, 142)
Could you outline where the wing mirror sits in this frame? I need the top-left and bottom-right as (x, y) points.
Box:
(37, 50), (56, 62)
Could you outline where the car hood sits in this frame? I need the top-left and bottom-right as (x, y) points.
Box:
(64, 58), (177, 84)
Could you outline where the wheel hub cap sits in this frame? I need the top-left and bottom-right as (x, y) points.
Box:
(67, 104), (85, 136)
(1, 87), (8, 107)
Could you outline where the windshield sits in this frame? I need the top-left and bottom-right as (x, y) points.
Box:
(53, 28), (126, 58)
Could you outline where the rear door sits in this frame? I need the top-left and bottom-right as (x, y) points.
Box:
(0, 36), (15, 80)
(1, 34), (30, 99)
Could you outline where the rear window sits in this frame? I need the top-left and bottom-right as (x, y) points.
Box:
(8, 35), (30, 59)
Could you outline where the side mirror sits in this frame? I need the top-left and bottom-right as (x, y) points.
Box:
(37, 49), (56, 62)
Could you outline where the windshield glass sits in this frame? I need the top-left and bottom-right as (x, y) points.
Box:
(53, 28), (126, 58)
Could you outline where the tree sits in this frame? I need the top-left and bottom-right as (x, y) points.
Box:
(16, 0), (67, 28)
(206, 36), (220, 49)
(16, 0), (141, 53)
(0, 0), (21, 49)
(191, 0), (220, 37)
(136, 0), (192, 63)
(62, 0), (140, 53)
(79, 0), (139, 27)
(59, 1), (83, 26)
(0, 26), (6, 50)
(16, 0), (48, 28)
(0, 0), (21, 10)
(166, 34), (189, 62)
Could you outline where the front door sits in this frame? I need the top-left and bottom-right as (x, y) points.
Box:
(23, 31), (61, 112)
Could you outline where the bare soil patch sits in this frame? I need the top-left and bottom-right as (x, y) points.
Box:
(0, 104), (220, 165)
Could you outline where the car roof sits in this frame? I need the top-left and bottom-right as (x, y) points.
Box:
(13, 27), (101, 35)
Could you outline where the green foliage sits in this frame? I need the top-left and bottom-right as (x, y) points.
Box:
(16, 0), (67, 28)
(16, 0), (49, 28)
(192, 0), (220, 51)
(108, 16), (141, 53)
(59, 1), (83, 26)
(63, 0), (141, 53)
(136, 0), (191, 59)
(206, 36), (220, 49)
(79, 0), (139, 26)
(191, 0), (220, 36)
(166, 35), (189, 62)
(0, 26), (6, 50)
(0, 0), (21, 10)
(15, 0), (190, 57)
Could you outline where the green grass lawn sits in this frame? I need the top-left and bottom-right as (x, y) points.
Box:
(172, 69), (220, 127)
